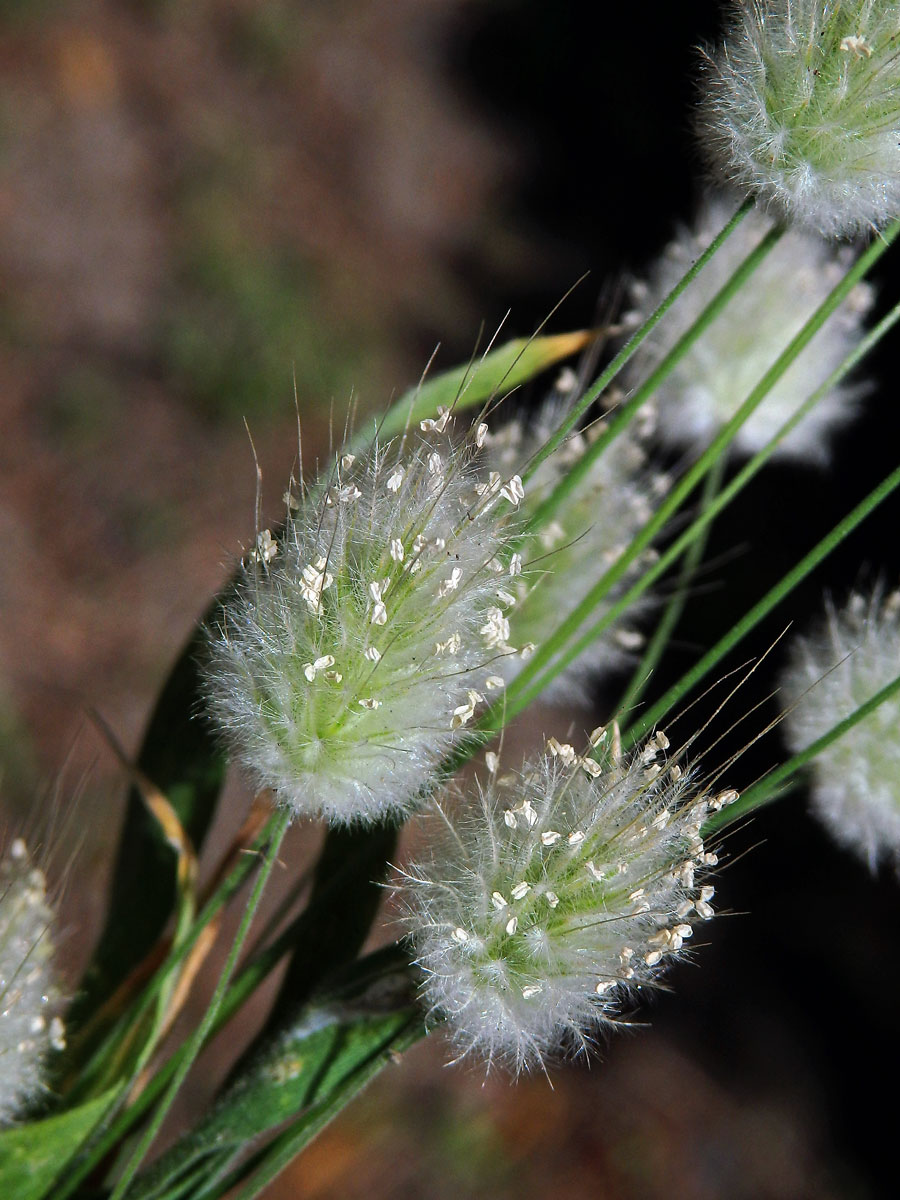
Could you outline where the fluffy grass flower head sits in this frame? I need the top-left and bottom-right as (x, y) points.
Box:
(701, 1), (900, 237)
(626, 196), (872, 462)
(398, 732), (734, 1072)
(781, 586), (900, 871)
(204, 412), (526, 826)
(0, 838), (65, 1124)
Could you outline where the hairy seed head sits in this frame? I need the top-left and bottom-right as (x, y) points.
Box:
(204, 415), (524, 825)
(398, 733), (731, 1072)
(0, 837), (65, 1124)
(700, 1), (900, 237)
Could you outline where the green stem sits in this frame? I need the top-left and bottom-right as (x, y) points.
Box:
(437, 291), (900, 789)
(111, 808), (293, 1200)
(223, 1021), (424, 1200)
(52, 899), (294, 1200)
(615, 453), (728, 720)
(489, 217), (900, 730)
(522, 216), (777, 535)
(624, 462), (900, 748)
(518, 291), (900, 743)
(53, 827), (396, 1200)
(706, 669), (900, 832)
(523, 196), (754, 484)
(65, 810), (281, 1107)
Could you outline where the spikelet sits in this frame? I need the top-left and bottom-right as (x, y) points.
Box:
(397, 732), (734, 1072)
(625, 196), (872, 462)
(482, 375), (663, 702)
(700, 1), (900, 237)
(0, 837), (65, 1124)
(780, 587), (900, 872)
(204, 412), (525, 826)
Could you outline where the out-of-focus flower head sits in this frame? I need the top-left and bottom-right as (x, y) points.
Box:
(625, 195), (872, 463)
(0, 837), (65, 1124)
(781, 585), (900, 872)
(482, 372), (665, 704)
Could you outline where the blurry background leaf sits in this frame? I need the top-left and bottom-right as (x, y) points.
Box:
(68, 613), (228, 1034)
(267, 822), (399, 1027)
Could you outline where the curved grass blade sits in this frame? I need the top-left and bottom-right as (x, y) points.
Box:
(110, 809), (293, 1199)
(0, 1089), (119, 1200)
(359, 331), (593, 451)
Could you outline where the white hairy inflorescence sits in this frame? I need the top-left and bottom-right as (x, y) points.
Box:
(625, 196), (872, 462)
(0, 838), (65, 1125)
(701, 1), (900, 237)
(483, 379), (663, 702)
(204, 413), (526, 826)
(781, 587), (900, 872)
(398, 733), (733, 1072)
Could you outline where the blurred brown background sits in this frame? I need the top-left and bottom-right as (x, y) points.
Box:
(2, 2), (900, 1197)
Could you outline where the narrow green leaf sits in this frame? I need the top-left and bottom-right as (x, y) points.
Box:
(128, 946), (418, 1200)
(358, 331), (593, 451)
(111, 810), (293, 1199)
(213, 1016), (424, 1200)
(0, 1089), (119, 1200)
(47, 816), (284, 1200)
(623, 462), (900, 748)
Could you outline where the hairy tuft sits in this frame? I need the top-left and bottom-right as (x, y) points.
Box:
(397, 733), (732, 1072)
(0, 837), (65, 1124)
(204, 414), (525, 826)
(700, 1), (900, 238)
